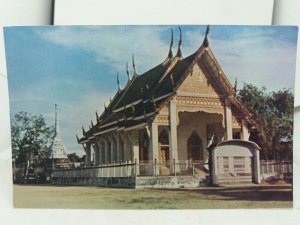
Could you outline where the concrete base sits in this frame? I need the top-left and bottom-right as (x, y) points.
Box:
(136, 176), (204, 189)
(52, 176), (205, 189)
(53, 177), (136, 188)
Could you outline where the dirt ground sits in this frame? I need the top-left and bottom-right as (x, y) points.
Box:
(13, 183), (292, 209)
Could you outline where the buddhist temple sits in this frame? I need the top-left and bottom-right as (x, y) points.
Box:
(53, 26), (260, 187)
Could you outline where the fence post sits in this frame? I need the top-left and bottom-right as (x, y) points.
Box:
(154, 158), (157, 177)
(120, 160), (122, 177)
(192, 163), (195, 176)
(113, 161), (116, 177)
(107, 162), (109, 177)
(127, 160), (129, 177)
(135, 159), (137, 177)
(173, 158), (176, 177)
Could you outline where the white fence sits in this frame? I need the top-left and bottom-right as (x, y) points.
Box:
(53, 160), (292, 179)
(260, 160), (292, 178)
(53, 160), (206, 178)
(53, 162), (136, 178)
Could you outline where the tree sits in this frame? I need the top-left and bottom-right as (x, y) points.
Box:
(68, 153), (81, 163)
(11, 111), (54, 166)
(237, 84), (293, 160)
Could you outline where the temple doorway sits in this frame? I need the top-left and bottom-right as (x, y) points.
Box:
(159, 129), (170, 175)
(187, 130), (203, 162)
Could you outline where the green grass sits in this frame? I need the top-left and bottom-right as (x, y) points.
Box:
(13, 184), (292, 209)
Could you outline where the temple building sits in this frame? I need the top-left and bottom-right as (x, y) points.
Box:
(48, 104), (70, 169)
(75, 26), (257, 180)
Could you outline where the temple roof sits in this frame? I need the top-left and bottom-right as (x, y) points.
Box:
(77, 26), (255, 144)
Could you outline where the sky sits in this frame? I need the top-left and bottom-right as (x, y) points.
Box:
(4, 25), (298, 156)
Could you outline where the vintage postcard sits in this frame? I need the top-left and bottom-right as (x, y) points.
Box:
(4, 25), (298, 209)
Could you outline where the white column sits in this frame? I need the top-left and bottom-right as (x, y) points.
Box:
(115, 134), (120, 162)
(253, 149), (261, 183)
(212, 149), (218, 185)
(86, 143), (92, 165)
(104, 138), (108, 164)
(100, 139), (105, 164)
(107, 135), (114, 163)
(119, 134), (125, 162)
(225, 99), (233, 140)
(129, 131), (139, 175)
(169, 99), (179, 173)
(93, 143), (99, 165)
(151, 122), (159, 175)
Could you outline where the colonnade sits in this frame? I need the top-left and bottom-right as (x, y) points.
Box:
(83, 132), (135, 166)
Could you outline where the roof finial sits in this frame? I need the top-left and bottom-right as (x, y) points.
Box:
(234, 77), (238, 96)
(91, 120), (94, 127)
(132, 54), (138, 77)
(82, 126), (86, 136)
(96, 111), (99, 121)
(54, 103), (60, 137)
(126, 62), (131, 81)
(117, 72), (121, 92)
(168, 29), (174, 58)
(170, 73), (175, 90)
(76, 134), (79, 143)
(176, 27), (182, 58)
(203, 25), (210, 47)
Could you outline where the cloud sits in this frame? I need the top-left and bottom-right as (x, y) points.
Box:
(34, 26), (174, 75)
(184, 27), (297, 91)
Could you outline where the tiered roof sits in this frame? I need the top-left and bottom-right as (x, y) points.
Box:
(77, 26), (255, 144)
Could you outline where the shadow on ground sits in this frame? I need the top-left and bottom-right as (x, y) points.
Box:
(166, 185), (292, 202)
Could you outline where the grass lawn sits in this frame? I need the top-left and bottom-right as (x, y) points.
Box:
(13, 184), (292, 209)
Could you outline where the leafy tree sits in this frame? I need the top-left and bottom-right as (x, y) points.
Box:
(237, 84), (293, 160)
(67, 153), (81, 163)
(11, 111), (54, 166)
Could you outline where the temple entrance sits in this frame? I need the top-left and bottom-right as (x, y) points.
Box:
(160, 146), (170, 166)
(187, 130), (203, 162)
(159, 129), (170, 175)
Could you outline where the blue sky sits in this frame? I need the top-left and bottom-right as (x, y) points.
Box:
(4, 25), (298, 156)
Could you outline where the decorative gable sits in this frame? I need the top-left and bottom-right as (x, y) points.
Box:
(177, 61), (225, 97)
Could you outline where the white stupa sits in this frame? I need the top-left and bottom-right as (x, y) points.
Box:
(48, 104), (69, 168)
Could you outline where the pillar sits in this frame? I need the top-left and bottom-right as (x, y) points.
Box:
(169, 99), (179, 173)
(112, 135), (118, 163)
(128, 131), (140, 175)
(119, 134), (125, 162)
(151, 122), (159, 175)
(85, 143), (92, 166)
(253, 148), (261, 183)
(106, 136), (113, 164)
(225, 99), (233, 140)
(104, 138), (109, 164)
(100, 139), (105, 164)
(115, 134), (121, 162)
(95, 138), (102, 165)
(93, 143), (100, 165)
(212, 148), (218, 185)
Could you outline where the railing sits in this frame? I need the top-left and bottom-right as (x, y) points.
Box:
(53, 159), (207, 179)
(260, 160), (292, 177)
(53, 161), (136, 178)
